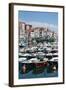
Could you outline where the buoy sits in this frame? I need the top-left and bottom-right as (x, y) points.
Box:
(22, 64), (26, 73)
(53, 66), (56, 70)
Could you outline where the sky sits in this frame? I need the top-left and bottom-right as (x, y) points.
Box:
(18, 11), (58, 32)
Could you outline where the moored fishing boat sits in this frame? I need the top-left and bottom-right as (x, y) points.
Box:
(32, 58), (48, 74)
(45, 53), (53, 59)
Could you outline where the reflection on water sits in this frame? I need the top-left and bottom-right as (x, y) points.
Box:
(19, 62), (58, 79)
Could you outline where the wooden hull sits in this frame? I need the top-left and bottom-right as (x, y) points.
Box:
(32, 62), (48, 74)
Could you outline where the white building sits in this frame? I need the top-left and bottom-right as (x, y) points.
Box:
(33, 27), (40, 38)
(47, 29), (53, 37)
(19, 22), (26, 39)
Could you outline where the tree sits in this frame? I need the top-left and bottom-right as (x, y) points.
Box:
(49, 36), (55, 43)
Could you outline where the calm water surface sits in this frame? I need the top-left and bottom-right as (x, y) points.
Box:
(19, 67), (58, 79)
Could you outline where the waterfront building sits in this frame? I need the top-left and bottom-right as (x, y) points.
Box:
(19, 21), (58, 48)
(25, 24), (32, 47)
(33, 27), (40, 38)
(19, 22), (26, 39)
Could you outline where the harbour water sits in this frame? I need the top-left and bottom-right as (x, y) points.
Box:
(19, 63), (58, 79)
